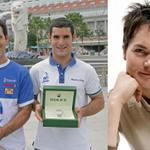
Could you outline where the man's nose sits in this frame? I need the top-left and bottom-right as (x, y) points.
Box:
(143, 57), (150, 69)
(58, 38), (65, 45)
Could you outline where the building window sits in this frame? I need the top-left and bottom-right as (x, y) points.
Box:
(87, 21), (95, 35)
(96, 21), (105, 36)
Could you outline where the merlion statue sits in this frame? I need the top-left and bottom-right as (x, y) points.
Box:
(0, 11), (11, 23)
(11, 1), (28, 51)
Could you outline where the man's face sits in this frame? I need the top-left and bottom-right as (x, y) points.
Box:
(49, 27), (75, 59)
(124, 24), (150, 90)
(0, 26), (8, 58)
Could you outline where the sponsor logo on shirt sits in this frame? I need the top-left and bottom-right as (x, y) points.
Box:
(5, 88), (14, 94)
(3, 78), (16, 83)
(42, 72), (49, 83)
(3, 78), (16, 94)
(71, 78), (84, 82)
(3, 83), (16, 88)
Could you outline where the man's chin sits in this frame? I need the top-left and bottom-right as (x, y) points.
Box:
(0, 50), (5, 57)
(137, 78), (150, 89)
(56, 51), (68, 56)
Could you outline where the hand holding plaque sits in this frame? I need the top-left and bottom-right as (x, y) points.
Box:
(42, 85), (78, 127)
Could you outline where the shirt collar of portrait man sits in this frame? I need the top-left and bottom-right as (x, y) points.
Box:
(50, 51), (76, 67)
(0, 26), (8, 65)
(48, 27), (76, 68)
(124, 24), (150, 101)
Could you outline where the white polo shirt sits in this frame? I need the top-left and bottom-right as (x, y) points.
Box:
(30, 54), (102, 150)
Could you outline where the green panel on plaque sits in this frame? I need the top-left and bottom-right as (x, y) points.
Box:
(42, 85), (78, 127)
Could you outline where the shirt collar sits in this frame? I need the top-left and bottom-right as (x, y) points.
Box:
(0, 59), (10, 68)
(49, 52), (76, 67)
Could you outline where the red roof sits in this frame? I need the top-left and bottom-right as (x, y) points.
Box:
(28, 0), (107, 14)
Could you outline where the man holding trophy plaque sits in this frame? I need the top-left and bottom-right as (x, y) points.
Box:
(30, 17), (104, 150)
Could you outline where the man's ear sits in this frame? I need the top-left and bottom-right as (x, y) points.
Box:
(122, 45), (126, 60)
(5, 35), (9, 43)
(48, 33), (51, 43)
(72, 33), (77, 41)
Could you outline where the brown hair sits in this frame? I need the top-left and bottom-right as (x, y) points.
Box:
(0, 19), (8, 38)
(123, 2), (150, 52)
(49, 17), (75, 36)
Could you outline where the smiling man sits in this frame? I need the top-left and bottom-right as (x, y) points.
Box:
(0, 20), (34, 150)
(108, 2), (150, 150)
(30, 17), (104, 150)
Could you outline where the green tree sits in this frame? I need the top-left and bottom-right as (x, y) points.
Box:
(27, 32), (36, 46)
(65, 12), (90, 40)
(28, 15), (52, 47)
(44, 16), (52, 32)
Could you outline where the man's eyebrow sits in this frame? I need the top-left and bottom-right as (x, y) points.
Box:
(53, 35), (59, 37)
(52, 35), (70, 37)
(134, 44), (147, 49)
(64, 35), (70, 37)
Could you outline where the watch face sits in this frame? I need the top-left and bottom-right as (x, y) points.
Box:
(56, 109), (63, 117)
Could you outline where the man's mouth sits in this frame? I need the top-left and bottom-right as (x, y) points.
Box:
(57, 47), (67, 50)
(138, 72), (150, 78)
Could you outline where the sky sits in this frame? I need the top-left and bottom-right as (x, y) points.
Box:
(108, 0), (146, 149)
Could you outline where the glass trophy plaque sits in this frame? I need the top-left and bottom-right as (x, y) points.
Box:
(42, 85), (78, 127)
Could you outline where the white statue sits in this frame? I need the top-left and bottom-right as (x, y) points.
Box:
(0, 11), (11, 23)
(11, 1), (28, 51)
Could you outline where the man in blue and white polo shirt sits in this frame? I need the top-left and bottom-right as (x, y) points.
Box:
(0, 20), (34, 150)
(30, 17), (104, 150)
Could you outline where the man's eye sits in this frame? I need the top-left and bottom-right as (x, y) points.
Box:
(53, 36), (59, 39)
(64, 35), (69, 39)
(135, 48), (144, 52)
(134, 49), (147, 55)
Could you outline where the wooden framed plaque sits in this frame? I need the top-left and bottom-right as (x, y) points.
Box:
(42, 85), (78, 127)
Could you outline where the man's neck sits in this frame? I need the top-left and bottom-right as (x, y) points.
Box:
(0, 55), (8, 65)
(142, 90), (150, 105)
(53, 55), (71, 68)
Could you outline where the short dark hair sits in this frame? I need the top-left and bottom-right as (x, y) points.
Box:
(123, 2), (150, 51)
(0, 19), (8, 38)
(49, 17), (75, 36)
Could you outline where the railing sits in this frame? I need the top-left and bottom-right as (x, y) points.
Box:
(77, 55), (107, 87)
(25, 55), (107, 87)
